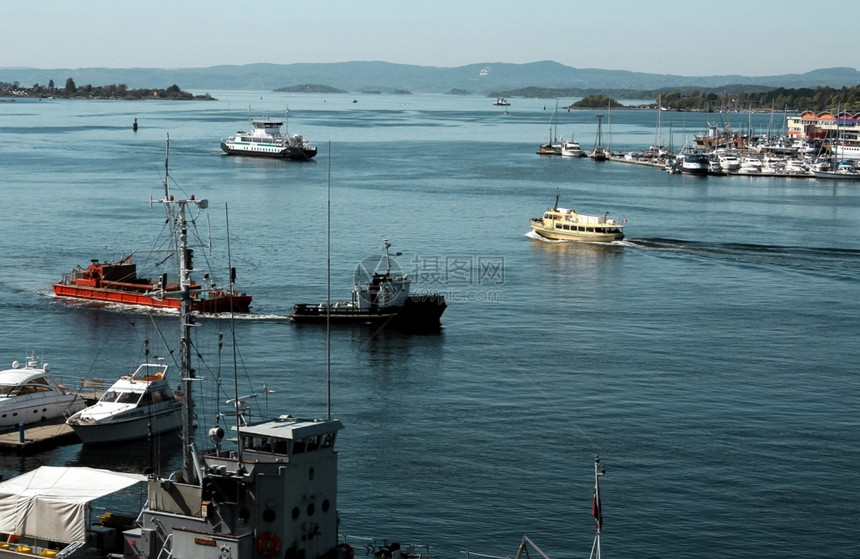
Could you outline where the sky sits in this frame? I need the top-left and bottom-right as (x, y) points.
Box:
(2, 0), (858, 78)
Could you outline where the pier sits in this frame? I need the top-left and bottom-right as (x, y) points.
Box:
(0, 420), (79, 454)
(0, 389), (102, 454)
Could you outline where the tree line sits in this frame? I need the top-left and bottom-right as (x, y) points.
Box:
(491, 84), (860, 113)
(655, 85), (860, 113)
(0, 78), (213, 100)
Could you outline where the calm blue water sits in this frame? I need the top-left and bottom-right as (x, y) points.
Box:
(0, 92), (858, 557)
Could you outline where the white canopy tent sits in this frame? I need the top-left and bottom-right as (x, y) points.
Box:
(0, 466), (145, 543)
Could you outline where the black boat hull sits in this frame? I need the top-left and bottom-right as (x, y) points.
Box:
(290, 294), (446, 327)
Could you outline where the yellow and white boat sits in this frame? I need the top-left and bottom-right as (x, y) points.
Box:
(530, 197), (625, 242)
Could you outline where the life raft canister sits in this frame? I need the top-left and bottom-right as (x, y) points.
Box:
(256, 532), (281, 557)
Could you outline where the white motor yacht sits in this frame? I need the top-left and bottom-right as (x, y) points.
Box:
(66, 362), (181, 444)
(0, 354), (86, 430)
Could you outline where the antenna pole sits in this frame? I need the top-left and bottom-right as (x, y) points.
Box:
(156, 134), (202, 485)
(163, 134), (170, 199)
(326, 142), (332, 420)
(226, 204), (243, 463)
(178, 197), (196, 485)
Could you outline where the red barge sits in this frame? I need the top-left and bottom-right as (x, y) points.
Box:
(53, 256), (252, 313)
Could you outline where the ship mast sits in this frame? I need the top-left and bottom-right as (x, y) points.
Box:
(589, 455), (606, 559)
(154, 136), (206, 485)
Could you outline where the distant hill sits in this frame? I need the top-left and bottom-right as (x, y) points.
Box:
(2, 61), (858, 96)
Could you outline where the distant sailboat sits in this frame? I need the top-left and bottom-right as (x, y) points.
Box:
(538, 100), (562, 155)
(589, 114), (608, 161)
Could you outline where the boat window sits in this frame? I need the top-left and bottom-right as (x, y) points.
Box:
(101, 390), (121, 402)
(273, 439), (290, 455)
(0, 386), (16, 396)
(117, 391), (142, 404)
(22, 384), (52, 394)
(243, 436), (277, 453)
(139, 391), (152, 405)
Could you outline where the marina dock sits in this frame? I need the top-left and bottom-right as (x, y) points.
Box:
(0, 390), (102, 454)
(0, 419), (79, 454)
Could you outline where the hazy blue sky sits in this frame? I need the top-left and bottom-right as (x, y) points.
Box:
(3, 0), (857, 77)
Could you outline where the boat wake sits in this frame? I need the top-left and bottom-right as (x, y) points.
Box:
(624, 238), (860, 279)
(198, 312), (293, 321)
(48, 293), (292, 321)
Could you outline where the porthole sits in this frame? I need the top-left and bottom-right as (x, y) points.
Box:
(307, 503), (315, 516)
(292, 507), (300, 520)
(322, 500), (330, 512)
(263, 509), (276, 523)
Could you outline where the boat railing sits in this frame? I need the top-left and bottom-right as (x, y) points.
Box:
(565, 214), (623, 226)
(341, 535), (432, 559)
(72, 377), (112, 400)
(459, 551), (511, 559)
(55, 540), (85, 559)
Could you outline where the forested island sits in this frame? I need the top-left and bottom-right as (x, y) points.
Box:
(0, 79), (213, 100)
(493, 85), (860, 112)
(274, 84), (346, 93)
